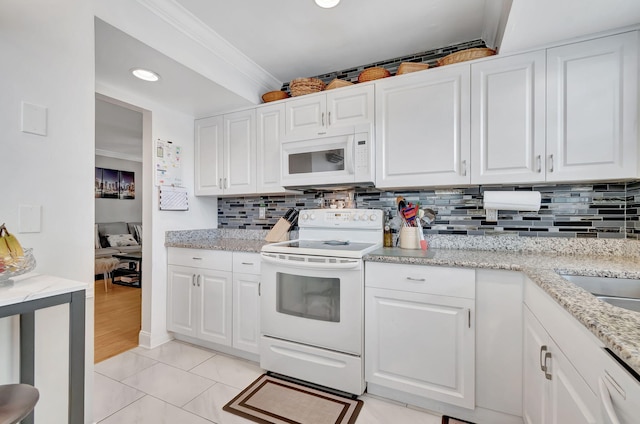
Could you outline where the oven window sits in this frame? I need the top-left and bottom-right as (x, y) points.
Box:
(276, 272), (340, 322)
(288, 148), (345, 175)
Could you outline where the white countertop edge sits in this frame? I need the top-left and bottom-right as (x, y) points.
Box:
(0, 273), (89, 308)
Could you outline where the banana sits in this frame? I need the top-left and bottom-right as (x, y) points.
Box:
(0, 223), (24, 261)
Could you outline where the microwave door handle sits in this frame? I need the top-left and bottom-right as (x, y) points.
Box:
(345, 134), (355, 174)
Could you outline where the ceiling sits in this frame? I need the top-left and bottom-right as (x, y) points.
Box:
(94, 0), (640, 157)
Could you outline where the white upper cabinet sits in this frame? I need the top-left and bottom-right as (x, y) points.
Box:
(285, 84), (374, 139)
(256, 103), (286, 193)
(195, 109), (256, 196)
(375, 65), (471, 188)
(546, 31), (638, 182)
(195, 115), (224, 195)
(471, 50), (546, 184)
(224, 109), (256, 195)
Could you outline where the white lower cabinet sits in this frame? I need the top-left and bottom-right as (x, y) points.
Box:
(523, 306), (598, 424)
(365, 262), (475, 409)
(167, 248), (260, 355)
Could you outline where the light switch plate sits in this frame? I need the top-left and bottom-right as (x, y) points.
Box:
(486, 208), (498, 222)
(19, 204), (42, 233)
(259, 206), (266, 219)
(21, 102), (47, 136)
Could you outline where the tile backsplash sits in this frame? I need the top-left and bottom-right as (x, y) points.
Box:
(280, 39), (487, 93)
(218, 181), (640, 240)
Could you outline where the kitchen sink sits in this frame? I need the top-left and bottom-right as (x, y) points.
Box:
(559, 274), (640, 313)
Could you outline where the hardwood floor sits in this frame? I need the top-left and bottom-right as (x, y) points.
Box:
(94, 279), (141, 363)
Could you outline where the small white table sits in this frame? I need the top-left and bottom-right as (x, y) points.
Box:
(0, 273), (87, 424)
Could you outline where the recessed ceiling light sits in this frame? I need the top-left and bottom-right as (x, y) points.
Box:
(131, 68), (160, 82)
(315, 0), (340, 8)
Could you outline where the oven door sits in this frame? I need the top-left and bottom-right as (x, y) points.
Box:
(260, 252), (363, 355)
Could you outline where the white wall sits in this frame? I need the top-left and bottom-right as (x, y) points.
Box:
(95, 155), (143, 223)
(95, 84), (218, 350)
(0, 1), (95, 423)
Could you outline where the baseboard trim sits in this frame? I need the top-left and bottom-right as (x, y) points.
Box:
(138, 330), (173, 350)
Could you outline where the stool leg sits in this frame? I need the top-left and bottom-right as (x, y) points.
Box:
(103, 272), (108, 292)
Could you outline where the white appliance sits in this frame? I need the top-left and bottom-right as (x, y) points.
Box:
(260, 208), (383, 395)
(280, 125), (374, 189)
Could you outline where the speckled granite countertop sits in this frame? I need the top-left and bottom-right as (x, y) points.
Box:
(165, 228), (273, 252)
(365, 247), (640, 376)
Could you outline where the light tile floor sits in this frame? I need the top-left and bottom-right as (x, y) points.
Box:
(94, 340), (442, 424)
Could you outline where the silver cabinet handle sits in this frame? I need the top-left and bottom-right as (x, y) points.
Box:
(599, 377), (623, 424)
(224, 177), (228, 189)
(241, 262), (254, 265)
(461, 160), (467, 176)
(540, 345), (547, 372)
(219, 178), (223, 188)
(258, 282), (261, 296)
(321, 112), (325, 126)
(406, 277), (426, 282)
(549, 154), (554, 172)
(328, 111), (331, 125)
(540, 345), (552, 380)
(192, 257), (203, 260)
(192, 274), (197, 286)
(536, 155), (542, 173)
(197, 275), (201, 287)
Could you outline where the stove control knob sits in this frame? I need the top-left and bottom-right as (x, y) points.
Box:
(369, 214), (378, 221)
(353, 214), (359, 221)
(310, 213), (316, 220)
(359, 213), (367, 221)
(301, 213), (308, 221)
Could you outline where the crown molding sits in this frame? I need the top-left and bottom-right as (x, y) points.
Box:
(136, 0), (281, 92)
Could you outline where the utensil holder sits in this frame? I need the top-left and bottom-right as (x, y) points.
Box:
(399, 227), (420, 249)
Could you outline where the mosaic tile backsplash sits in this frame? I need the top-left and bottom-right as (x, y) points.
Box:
(280, 39), (487, 93)
(218, 181), (640, 240)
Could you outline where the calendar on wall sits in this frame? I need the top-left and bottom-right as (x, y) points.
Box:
(155, 139), (183, 187)
(158, 185), (189, 211)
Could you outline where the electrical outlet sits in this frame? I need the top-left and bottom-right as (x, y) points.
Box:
(486, 208), (498, 222)
(259, 206), (266, 219)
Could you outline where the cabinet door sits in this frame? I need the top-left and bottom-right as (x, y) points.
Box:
(376, 65), (471, 188)
(256, 103), (286, 193)
(195, 116), (224, 195)
(365, 287), (475, 409)
(224, 109), (256, 195)
(523, 307), (551, 424)
(167, 265), (196, 337)
(546, 31), (638, 181)
(326, 84), (374, 130)
(285, 94), (327, 139)
(197, 269), (232, 345)
(471, 51), (546, 184)
(523, 307), (598, 424)
(549, 340), (598, 424)
(233, 272), (260, 354)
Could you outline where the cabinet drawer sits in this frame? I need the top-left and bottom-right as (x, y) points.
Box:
(365, 262), (475, 299)
(168, 248), (232, 271)
(233, 252), (261, 275)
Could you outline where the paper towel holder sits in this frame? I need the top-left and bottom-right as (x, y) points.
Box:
(483, 191), (542, 222)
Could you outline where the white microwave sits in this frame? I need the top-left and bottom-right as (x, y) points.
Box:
(280, 124), (374, 189)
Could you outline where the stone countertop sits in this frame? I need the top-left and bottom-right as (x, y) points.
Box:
(165, 229), (272, 253)
(365, 247), (640, 376)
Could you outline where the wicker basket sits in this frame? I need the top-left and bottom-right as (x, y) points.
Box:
(289, 77), (326, 97)
(326, 78), (354, 90)
(437, 48), (496, 67)
(396, 62), (430, 75)
(261, 90), (290, 103)
(358, 67), (391, 83)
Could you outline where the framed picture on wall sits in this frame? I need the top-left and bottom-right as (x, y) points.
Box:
(119, 171), (135, 199)
(95, 167), (103, 198)
(101, 168), (119, 199)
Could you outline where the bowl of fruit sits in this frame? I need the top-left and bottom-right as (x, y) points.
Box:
(0, 224), (36, 286)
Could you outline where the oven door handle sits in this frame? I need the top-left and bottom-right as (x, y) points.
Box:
(261, 253), (361, 270)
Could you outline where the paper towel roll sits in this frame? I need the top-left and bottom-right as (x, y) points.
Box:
(483, 191), (541, 211)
